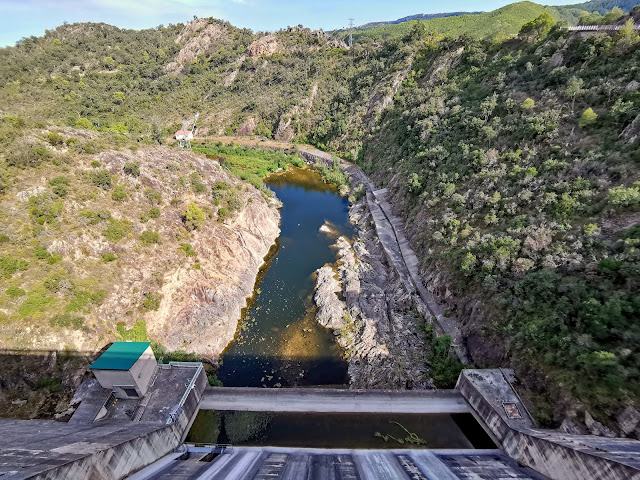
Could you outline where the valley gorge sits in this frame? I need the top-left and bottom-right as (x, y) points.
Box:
(1, 2), (640, 437)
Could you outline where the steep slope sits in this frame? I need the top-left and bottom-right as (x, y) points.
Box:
(0, 133), (280, 359)
(360, 24), (640, 429)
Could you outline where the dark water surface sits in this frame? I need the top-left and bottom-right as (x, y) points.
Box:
(216, 167), (354, 387)
(186, 411), (497, 449)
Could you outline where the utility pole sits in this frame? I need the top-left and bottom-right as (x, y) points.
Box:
(348, 18), (355, 48)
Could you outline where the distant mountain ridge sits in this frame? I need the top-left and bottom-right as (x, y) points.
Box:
(358, 11), (482, 29)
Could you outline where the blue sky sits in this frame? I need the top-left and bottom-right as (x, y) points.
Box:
(1, 0), (572, 47)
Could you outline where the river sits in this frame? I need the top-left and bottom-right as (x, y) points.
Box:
(216, 166), (354, 388)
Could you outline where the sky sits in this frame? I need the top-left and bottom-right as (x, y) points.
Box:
(1, 0), (574, 47)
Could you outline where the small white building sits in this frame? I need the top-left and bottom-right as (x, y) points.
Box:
(90, 341), (157, 399)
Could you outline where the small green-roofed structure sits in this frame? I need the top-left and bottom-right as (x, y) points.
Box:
(90, 342), (151, 370)
(90, 341), (157, 398)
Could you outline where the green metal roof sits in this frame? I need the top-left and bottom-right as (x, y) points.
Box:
(90, 342), (152, 370)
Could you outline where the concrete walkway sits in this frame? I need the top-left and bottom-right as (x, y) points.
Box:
(199, 387), (470, 413)
(367, 189), (469, 363)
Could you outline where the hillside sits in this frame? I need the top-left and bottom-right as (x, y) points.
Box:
(359, 22), (640, 427)
(352, 2), (564, 42)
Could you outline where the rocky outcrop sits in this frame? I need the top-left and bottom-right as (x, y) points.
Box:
(0, 146), (280, 361)
(314, 266), (345, 329)
(247, 34), (282, 57)
(621, 110), (640, 143)
(167, 19), (232, 73)
(313, 201), (430, 389)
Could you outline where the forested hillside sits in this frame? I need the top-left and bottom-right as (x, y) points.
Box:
(1, 3), (640, 429)
(360, 19), (640, 426)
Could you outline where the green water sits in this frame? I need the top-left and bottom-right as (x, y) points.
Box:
(216, 167), (354, 387)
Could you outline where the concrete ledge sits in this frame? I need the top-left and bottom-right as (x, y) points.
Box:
(200, 387), (470, 413)
(458, 369), (640, 480)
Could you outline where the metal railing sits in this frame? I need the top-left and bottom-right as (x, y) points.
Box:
(165, 362), (204, 425)
(568, 24), (640, 31)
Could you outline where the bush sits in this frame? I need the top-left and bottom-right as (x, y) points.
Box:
(123, 162), (140, 176)
(609, 185), (639, 207)
(140, 230), (161, 245)
(75, 117), (93, 129)
(49, 176), (70, 197)
(5, 286), (26, 297)
(66, 289), (106, 312)
(80, 209), (111, 224)
(7, 144), (53, 168)
(47, 132), (64, 146)
(427, 333), (464, 388)
(117, 319), (148, 341)
(90, 169), (112, 189)
(103, 219), (131, 242)
(141, 292), (162, 311)
(34, 245), (51, 260)
(578, 108), (597, 128)
(0, 256), (29, 278)
(148, 207), (160, 218)
(521, 98), (535, 110)
(180, 243), (196, 257)
(111, 185), (127, 202)
(28, 194), (63, 224)
(102, 253), (117, 262)
(144, 188), (162, 205)
(183, 203), (206, 230)
(18, 290), (54, 317)
(190, 172), (207, 193)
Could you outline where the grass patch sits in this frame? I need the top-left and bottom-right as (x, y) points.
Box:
(103, 218), (131, 242)
(49, 313), (85, 330)
(116, 319), (147, 341)
(18, 290), (55, 318)
(193, 143), (304, 190)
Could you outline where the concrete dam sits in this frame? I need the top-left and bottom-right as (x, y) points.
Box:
(1, 351), (639, 480)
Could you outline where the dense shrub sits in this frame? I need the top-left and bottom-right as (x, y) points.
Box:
(90, 169), (112, 189)
(183, 203), (205, 230)
(140, 230), (161, 245)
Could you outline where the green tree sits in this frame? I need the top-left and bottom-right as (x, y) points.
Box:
(579, 107), (598, 128)
(183, 203), (206, 230)
(103, 56), (116, 69)
(519, 12), (554, 41)
(565, 76), (584, 113)
(521, 98), (535, 110)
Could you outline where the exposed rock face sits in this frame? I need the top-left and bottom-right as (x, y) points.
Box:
(313, 201), (429, 389)
(166, 19), (232, 73)
(621, 111), (640, 143)
(92, 148), (280, 358)
(585, 410), (616, 438)
(0, 146), (280, 361)
(314, 266), (345, 329)
(247, 34), (282, 57)
(617, 406), (640, 439)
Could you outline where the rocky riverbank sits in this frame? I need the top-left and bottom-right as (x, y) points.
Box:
(314, 200), (430, 389)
